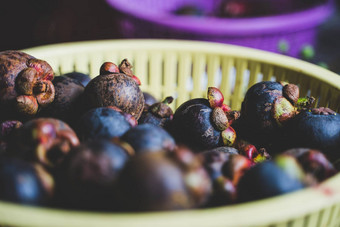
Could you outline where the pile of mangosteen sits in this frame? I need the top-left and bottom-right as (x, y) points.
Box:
(0, 50), (338, 212)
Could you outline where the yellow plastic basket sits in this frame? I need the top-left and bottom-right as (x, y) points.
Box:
(2, 39), (338, 227)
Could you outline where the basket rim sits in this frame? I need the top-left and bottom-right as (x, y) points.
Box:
(105, 0), (334, 36)
(15, 39), (340, 227)
(0, 174), (339, 227)
(24, 39), (340, 91)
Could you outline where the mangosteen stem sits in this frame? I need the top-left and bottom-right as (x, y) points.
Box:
(296, 96), (315, 111)
(162, 96), (174, 105)
(119, 59), (133, 77)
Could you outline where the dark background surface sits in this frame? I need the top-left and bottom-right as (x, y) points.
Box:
(1, 0), (340, 73)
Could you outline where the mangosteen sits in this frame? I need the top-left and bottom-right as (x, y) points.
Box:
(221, 154), (252, 186)
(121, 123), (176, 154)
(138, 96), (174, 128)
(281, 108), (340, 161)
(237, 161), (304, 203)
(274, 153), (316, 186)
(204, 176), (236, 207)
(75, 107), (133, 142)
(282, 148), (337, 182)
(169, 98), (218, 150)
(82, 60), (144, 120)
(169, 95), (237, 151)
(0, 50), (55, 121)
(236, 81), (312, 149)
(116, 151), (203, 211)
(7, 118), (80, 169)
(38, 75), (84, 125)
(167, 145), (212, 207)
(199, 146), (239, 180)
(63, 71), (91, 87)
(198, 147), (240, 207)
(0, 157), (54, 206)
(55, 139), (129, 211)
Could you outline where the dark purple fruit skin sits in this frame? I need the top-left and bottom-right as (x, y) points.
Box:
(138, 110), (171, 128)
(121, 123), (176, 153)
(39, 76), (84, 125)
(75, 107), (132, 142)
(169, 98), (222, 151)
(0, 158), (50, 206)
(282, 148), (337, 182)
(236, 81), (284, 147)
(116, 152), (193, 211)
(55, 139), (129, 211)
(199, 147), (239, 180)
(6, 118), (79, 169)
(281, 110), (340, 160)
(63, 72), (91, 87)
(237, 161), (304, 203)
(143, 92), (158, 106)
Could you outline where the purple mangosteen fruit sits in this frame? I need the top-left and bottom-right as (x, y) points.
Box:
(199, 146), (239, 180)
(138, 96), (174, 128)
(0, 157), (54, 206)
(63, 71), (91, 87)
(82, 59), (144, 120)
(38, 75), (85, 125)
(0, 50), (55, 121)
(116, 150), (211, 211)
(55, 139), (129, 211)
(237, 160), (305, 203)
(221, 154), (253, 187)
(281, 108), (340, 161)
(168, 145), (212, 207)
(75, 107), (133, 142)
(199, 147), (241, 207)
(121, 123), (176, 154)
(168, 98), (221, 150)
(7, 118), (80, 170)
(169, 87), (238, 151)
(282, 148), (337, 182)
(235, 81), (312, 149)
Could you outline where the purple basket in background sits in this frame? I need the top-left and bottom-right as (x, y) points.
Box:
(105, 0), (334, 58)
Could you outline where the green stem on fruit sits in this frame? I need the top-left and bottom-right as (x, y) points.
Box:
(296, 96), (315, 111)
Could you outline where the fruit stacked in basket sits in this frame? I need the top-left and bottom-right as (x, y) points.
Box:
(0, 48), (339, 213)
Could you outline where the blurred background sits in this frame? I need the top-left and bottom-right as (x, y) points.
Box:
(1, 0), (340, 73)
